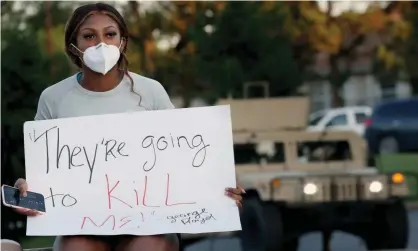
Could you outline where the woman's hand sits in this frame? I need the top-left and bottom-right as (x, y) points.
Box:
(13, 178), (40, 217)
(225, 185), (245, 208)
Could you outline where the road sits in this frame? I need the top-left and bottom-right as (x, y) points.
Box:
(186, 210), (418, 251)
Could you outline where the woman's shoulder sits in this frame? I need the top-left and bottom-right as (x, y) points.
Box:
(127, 71), (163, 89)
(127, 71), (174, 110)
(35, 74), (78, 120)
(39, 74), (78, 102)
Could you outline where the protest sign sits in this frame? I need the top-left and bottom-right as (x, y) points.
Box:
(23, 105), (241, 236)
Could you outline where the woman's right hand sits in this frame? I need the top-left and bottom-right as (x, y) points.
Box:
(13, 178), (40, 217)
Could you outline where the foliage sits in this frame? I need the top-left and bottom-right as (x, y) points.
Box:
(1, 27), (51, 241)
(180, 1), (301, 100)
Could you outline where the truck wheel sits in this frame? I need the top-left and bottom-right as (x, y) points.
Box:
(240, 196), (267, 251)
(378, 136), (399, 154)
(366, 199), (409, 250)
(239, 197), (286, 251)
(281, 239), (299, 251)
(262, 202), (285, 251)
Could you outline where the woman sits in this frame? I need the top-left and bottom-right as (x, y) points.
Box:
(13, 3), (244, 251)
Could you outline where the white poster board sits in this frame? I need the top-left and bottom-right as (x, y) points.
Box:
(23, 106), (241, 236)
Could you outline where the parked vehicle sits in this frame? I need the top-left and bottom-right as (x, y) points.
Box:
(307, 106), (372, 136)
(364, 98), (418, 156)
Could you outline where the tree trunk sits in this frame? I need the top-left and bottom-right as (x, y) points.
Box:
(329, 55), (344, 107)
(44, 1), (53, 56)
(128, 1), (148, 75)
(410, 76), (418, 95)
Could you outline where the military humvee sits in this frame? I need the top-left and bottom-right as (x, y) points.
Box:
(218, 96), (412, 251)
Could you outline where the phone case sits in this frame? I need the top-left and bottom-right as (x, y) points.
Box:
(1, 185), (46, 214)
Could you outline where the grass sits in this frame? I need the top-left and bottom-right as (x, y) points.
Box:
(20, 236), (55, 249)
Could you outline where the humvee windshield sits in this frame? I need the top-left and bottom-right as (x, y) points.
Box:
(233, 140), (352, 165)
(297, 140), (352, 162)
(233, 143), (286, 164)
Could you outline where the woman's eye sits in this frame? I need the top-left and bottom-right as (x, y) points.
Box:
(106, 32), (117, 38)
(83, 34), (95, 40)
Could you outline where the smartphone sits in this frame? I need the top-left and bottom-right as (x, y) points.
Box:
(1, 185), (46, 214)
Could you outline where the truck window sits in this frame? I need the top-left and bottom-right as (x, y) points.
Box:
(308, 114), (324, 126)
(297, 140), (352, 162)
(233, 143), (286, 164)
(355, 112), (368, 124)
(325, 114), (348, 127)
(233, 144), (259, 164)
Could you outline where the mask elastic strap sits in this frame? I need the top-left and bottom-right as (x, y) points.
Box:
(70, 44), (85, 66)
(70, 43), (84, 54)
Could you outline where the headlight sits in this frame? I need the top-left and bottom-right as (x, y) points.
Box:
(369, 181), (383, 193)
(303, 183), (318, 195)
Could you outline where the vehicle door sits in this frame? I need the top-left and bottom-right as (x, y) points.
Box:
(353, 110), (370, 135)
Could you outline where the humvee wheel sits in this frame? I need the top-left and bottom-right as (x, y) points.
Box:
(365, 198), (408, 250)
(262, 202), (286, 251)
(240, 195), (267, 251)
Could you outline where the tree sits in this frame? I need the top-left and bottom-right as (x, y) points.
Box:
(283, 1), (403, 105)
(1, 26), (51, 241)
(191, 1), (302, 100)
(378, 1), (418, 94)
(1, 2), (74, 240)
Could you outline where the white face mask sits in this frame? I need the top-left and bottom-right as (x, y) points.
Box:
(72, 41), (122, 75)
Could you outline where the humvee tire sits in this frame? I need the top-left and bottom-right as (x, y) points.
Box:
(240, 194), (298, 251)
(263, 202), (299, 251)
(365, 198), (408, 250)
(262, 202), (284, 251)
(240, 195), (268, 251)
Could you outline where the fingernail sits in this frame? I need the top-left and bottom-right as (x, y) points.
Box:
(241, 188), (246, 194)
(225, 191), (230, 196)
(22, 192), (27, 197)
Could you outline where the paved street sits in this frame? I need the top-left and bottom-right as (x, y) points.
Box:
(186, 210), (418, 251)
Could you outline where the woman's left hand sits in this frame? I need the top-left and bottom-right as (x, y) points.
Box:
(225, 185), (245, 208)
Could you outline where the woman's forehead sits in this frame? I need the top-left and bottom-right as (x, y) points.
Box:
(79, 12), (118, 30)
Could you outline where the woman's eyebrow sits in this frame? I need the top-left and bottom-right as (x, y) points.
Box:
(80, 27), (96, 32)
(103, 25), (118, 30)
(80, 25), (116, 32)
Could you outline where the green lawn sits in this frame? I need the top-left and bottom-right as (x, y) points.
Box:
(20, 236), (55, 249)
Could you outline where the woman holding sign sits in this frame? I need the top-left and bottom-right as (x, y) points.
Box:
(13, 2), (244, 251)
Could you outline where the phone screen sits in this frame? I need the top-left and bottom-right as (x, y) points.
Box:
(1, 185), (46, 213)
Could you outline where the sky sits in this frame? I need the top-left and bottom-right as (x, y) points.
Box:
(316, 0), (390, 16)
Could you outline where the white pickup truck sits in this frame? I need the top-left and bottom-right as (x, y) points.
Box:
(307, 106), (372, 136)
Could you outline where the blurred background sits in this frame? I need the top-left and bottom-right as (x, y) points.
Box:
(1, 1), (418, 250)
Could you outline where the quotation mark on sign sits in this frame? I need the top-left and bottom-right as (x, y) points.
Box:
(28, 130), (35, 142)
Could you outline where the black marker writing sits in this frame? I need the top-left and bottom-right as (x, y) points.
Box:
(166, 208), (216, 225)
(32, 126), (129, 184)
(45, 187), (77, 207)
(32, 126), (57, 174)
(102, 138), (129, 161)
(142, 134), (210, 172)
